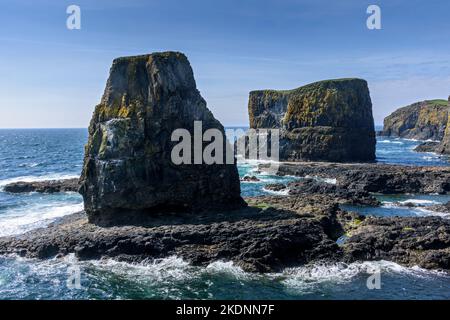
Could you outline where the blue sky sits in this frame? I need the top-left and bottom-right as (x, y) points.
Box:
(0, 0), (449, 128)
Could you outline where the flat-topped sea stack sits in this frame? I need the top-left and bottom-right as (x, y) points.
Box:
(381, 99), (448, 141)
(79, 52), (244, 225)
(248, 78), (376, 162)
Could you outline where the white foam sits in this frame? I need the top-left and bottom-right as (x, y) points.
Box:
(89, 256), (193, 283)
(262, 187), (290, 196)
(0, 202), (83, 237)
(379, 140), (404, 145)
(277, 260), (445, 291)
(398, 199), (439, 206)
(304, 175), (337, 185)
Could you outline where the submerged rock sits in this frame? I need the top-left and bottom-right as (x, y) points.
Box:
(3, 179), (79, 193)
(248, 78), (376, 162)
(79, 52), (245, 225)
(241, 175), (260, 182)
(381, 99), (449, 141)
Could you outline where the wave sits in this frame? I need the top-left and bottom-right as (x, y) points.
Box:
(0, 202), (83, 237)
(262, 187), (290, 196)
(379, 140), (404, 145)
(304, 175), (337, 185)
(398, 199), (439, 206)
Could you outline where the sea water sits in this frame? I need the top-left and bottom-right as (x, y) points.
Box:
(1, 128), (450, 299)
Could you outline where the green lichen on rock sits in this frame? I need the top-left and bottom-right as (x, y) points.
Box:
(248, 78), (376, 162)
(381, 99), (449, 141)
(79, 51), (245, 225)
(434, 96), (450, 154)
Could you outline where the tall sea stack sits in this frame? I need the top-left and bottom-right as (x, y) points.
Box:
(248, 78), (376, 162)
(79, 52), (244, 225)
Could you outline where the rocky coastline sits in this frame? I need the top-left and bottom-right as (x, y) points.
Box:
(2, 51), (450, 275)
(1, 160), (450, 273)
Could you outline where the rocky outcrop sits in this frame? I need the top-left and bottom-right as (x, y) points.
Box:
(3, 179), (79, 193)
(286, 178), (380, 206)
(79, 52), (245, 225)
(0, 198), (343, 273)
(3, 193), (450, 272)
(265, 162), (450, 194)
(381, 99), (449, 141)
(434, 97), (450, 154)
(344, 216), (450, 270)
(414, 141), (440, 153)
(248, 78), (376, 162)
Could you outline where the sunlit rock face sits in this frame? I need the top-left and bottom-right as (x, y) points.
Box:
(381, 99), (449, 141)
(248, 78), (376, 162)
(436, 97), (450, 154)
(79, 52), (244, 225)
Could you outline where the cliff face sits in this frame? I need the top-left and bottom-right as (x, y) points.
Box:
(248, 78), (376, 162)
(435, 97), (450, 154)
(381, 100), (448, 141)
(79, 52), (244, 225)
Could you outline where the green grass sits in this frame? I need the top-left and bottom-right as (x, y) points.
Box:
(426, 99), (448, 107)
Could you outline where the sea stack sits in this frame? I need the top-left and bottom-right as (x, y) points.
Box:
(381, 99), (448, 141)
(79, 52), (244, 225)
(248, 78), (376, 162)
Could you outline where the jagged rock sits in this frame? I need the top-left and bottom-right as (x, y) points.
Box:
(267, 162), (450, 194)
(343, 216), (450, 270)
(414, 141), (440, 153)
(381, 99), (448, 141)
(264, 183), (288, 192)
(0, 199), (343, 273)
(241, 175), (260, 182)
(248, 78), (376, 162)
(3, 179), (79, 193)
(79, 52), (245, 225)
(4, 194), (450, 272)
(287, 178), (380, 206)
(428, 201), (450, 214)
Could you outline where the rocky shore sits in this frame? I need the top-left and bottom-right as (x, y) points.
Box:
(3, 179), (79, 194)
(268, 162), (450, 194)
(1, 51), (450, 275)
(1, 190), (450, 272)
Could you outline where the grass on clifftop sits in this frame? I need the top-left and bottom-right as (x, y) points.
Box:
(249, 78), (366, 95)
(426, 99), (448, 107)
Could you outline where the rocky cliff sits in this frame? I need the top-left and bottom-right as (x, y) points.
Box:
(248, 78), (376, 162)
(435, 97), (450, 154)
(381, 99), (448, 141)
(79, 52), (244, 225)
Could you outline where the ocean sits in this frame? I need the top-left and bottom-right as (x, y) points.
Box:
(1, 128), (450, 299)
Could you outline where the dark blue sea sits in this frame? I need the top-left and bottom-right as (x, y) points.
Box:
(1, 128), (450, 299)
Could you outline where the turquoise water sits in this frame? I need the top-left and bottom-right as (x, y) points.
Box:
(1, 128), (450, 299)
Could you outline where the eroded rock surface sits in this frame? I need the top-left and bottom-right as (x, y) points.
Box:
(0, 197), (344, 273)
(79, 52), (244, 225)
(248, 78), (376, 162)
(381, 99), (448, 141)
(270, 162), (450, 194)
